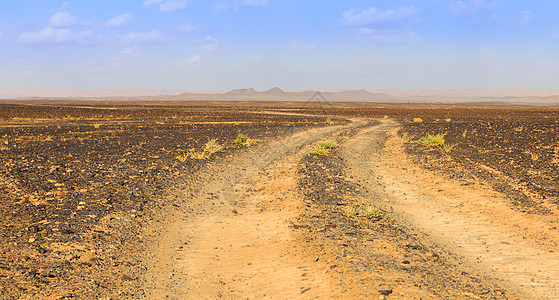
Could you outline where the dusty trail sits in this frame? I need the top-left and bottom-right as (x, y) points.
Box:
(341, 119), (559, 300)
(145, 121), (366, 299)
(145, 116), (559, 299)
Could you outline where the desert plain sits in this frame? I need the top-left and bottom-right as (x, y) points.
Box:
(1, 101), (559, 299)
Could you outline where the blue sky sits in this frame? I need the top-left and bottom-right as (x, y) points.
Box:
(2, 0), (559, 90)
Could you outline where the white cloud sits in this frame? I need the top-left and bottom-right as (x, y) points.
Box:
(215, 0), (269, 12)
(143, 0), (165, 5)
(159, 1), (189, 12)
(356, 28), (420, 44)
(17, 27), (92, 44)
(179, 22), (199, 33)
(106, 13), (133, 28)
(479, 47), (499, 58)
(341, 5), (418, 26)
(341, 5), (419, 44)
(143, 0), (190, 12)
(120, 30), (170, 45)
(59, 2), (71, 10)
(449, 0), (496, 15)
(121, 46), (143, 55)
(518, 10), (534, 26)
(194, 36), (220, 51)
(187, 54), (201, 64)
(240, 0), (268, 7)
(50, 12), (77, 28)
(286, 41), (316, 51)
(490, 10), (535, 27)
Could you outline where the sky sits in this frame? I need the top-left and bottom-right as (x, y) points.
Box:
(2, 0), (559, 91)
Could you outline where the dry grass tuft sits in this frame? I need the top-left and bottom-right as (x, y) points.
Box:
(236, 133), (261, 146)
(176, 152), (188, 162)
(176, 138), (224, 162)
(523, 151), (539, 161)
(188, 150), (209, 160)
(318, 140), (338, 149)
(412, 134), (459, 153)
(341, 205), (357, 218)
(203, 138), (223, 154)
(310, 140), (338, 155)
(235, 133), (248, 145)
(341, 204), (381, 219)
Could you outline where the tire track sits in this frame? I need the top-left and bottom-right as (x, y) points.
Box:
(341, 119), (559, 300)
(145, 121), (365, 298)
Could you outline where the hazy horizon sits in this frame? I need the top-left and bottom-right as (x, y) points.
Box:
(5, 87), (559, 99)
(2, 1), (559, 91)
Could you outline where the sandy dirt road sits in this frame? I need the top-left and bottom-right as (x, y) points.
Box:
(144, 121), (367, 299)
(144, 117), (559, 299)
(341, 119), (559, 300)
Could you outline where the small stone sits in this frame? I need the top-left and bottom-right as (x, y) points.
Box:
(121, 274), (133, 281)
(379, 289), (393, 296)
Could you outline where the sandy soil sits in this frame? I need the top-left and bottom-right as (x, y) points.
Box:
(143, 116), (559, 299)
(341, 119), (559, 299)
(144, 122), (363, 298)
(4, 103), (559, 299)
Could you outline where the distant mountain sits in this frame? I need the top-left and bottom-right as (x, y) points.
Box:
(170, 88), (397, 102)
(223, 87), (287, 97)
(4, 87), (559, 105)
(321, 89), (395, 102)
(263, 87), (287, 96)
(224, 88), (259, 96)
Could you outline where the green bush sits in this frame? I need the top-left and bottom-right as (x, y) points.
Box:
(204, 138), (223, 154)
(341, 204), (382, 219)
(418, 134), (446, 147)
(341, 205), (357, 218)
(413, 134), (458, 153)
(310, 140), (338, 155)
(361, 205), (381, 219)
(318, 140), (338, 149)
(235, 133), (248, 145)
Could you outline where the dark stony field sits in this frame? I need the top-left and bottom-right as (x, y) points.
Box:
(0, 104), (330, 298)
(1, 102), (559, 299)
(400, 110), (559, 215)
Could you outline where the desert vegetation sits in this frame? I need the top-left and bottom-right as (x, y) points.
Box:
(341, 204), (381, 219)
(2, 102), (559, 299)
(235, 133), (261, 146)
(413, 133), (458, 152)
(0, 103), (329, 298)
(310, 140), (338, 155)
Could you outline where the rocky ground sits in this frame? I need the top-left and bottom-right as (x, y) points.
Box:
(294, 123), (509, 299)
(0, 104), (332, 299)
(1, 102), (559, 299)
(400, 111), (559, 215)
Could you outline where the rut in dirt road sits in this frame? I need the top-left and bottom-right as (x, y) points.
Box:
(144, 121), (366, 299)
(341, 119), (559, 300)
